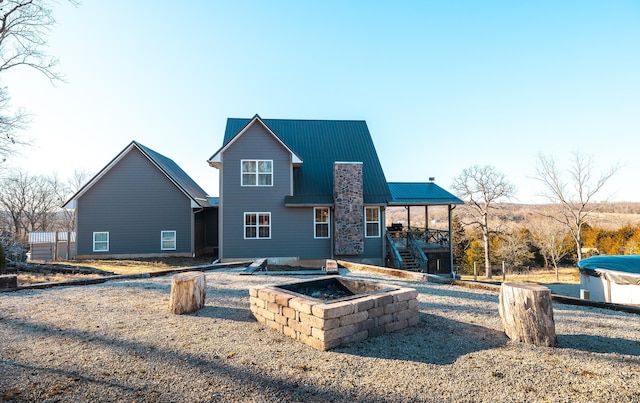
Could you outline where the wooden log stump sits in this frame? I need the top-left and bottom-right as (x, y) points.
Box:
(499, 282), (557, 347)
(325, 259), (339, 275)
(168, 271), (206, 314)
(0, 274), (17, 289)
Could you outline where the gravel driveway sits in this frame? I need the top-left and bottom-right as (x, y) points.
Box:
(1, 268), (638, 402)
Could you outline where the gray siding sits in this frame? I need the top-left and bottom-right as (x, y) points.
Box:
(221, 124), (332, 260)
(76, 148), (193, 257)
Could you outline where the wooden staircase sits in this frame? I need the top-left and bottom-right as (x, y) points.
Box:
(398, 248), (421, 271)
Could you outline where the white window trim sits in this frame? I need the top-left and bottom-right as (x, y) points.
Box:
(365, 207), (381, 238)
(314, 207), (330, 239)
(244, 212), (271, 239)
(161, 230), (177, 251)
(241, 159), (273, 187)
(93, 231), (109, 252)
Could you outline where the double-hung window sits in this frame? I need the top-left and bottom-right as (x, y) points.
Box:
(314, 207), (330, 238)
(365, 207), (380, 238)
(93, 232), (109, 252)
(241, 160), (272, 186)
(161, 231), (176, 250)
(245, 212), (271, 239)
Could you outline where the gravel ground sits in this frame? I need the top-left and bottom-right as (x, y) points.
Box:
(1, 268), (639, 402)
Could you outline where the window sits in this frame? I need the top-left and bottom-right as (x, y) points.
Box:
(365, 207), (380, 238)
(244, 212), (271, 239)
(93, 232), (109, 252)
(314, 207), (330, 238)
(161, 231), (176, 250)
(242, 160), (272, 186)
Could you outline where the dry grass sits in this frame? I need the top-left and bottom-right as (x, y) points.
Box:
(460, 267), (580, 284)
(14, 257), (216, 285)
(60, 257), (216, 275)
(17, 272), (103, 285)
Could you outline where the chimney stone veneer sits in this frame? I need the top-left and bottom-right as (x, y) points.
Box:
(333, 162), (363, 255)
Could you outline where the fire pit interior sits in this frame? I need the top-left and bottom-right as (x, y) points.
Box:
(250, 276), (419, 350)
(275, 277), (396, 302)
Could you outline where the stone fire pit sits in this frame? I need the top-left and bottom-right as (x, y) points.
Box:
(249, 276), (419, 351)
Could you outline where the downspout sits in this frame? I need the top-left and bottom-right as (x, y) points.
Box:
(381, 206), (386, 266)
(330, 207), (335, 259)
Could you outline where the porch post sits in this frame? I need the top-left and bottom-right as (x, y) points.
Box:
(425, 206), (428, 230)
(449, 205), (454, 277)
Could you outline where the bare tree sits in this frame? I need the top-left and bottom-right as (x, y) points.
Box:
(0, 169), (67, 244)
(0, 0), (77, 162)
(0, 169), (31, 240)
(495, 228), (534, 270)
(530, 213), (570, 280)
(451, 165), (516, 278)
(58, 169), (91, 230)
(534, 152), (620, 262)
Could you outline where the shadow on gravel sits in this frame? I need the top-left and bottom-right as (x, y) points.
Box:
(558, 333), (640, 356)
(335, 312), (508, 365)
(0, 318), (369, 402)
(195, 305), (256, 322)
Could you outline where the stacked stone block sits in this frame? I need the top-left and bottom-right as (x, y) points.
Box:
(249, 283), (419, 351)
(333, 162), (364, 255)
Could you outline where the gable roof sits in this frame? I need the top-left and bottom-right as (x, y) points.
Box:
(211, 116), (391, 205)
(207, 115), (302, 168)
(63, 141), (211, 209)
(387, 182), (464, 206)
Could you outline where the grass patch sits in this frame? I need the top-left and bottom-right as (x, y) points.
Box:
(460, 267), (580, 284)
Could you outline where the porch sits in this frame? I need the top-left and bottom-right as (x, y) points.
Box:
(385, 181), (464, 276)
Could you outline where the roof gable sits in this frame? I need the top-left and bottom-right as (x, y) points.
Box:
(63, 141), (210, 209)
(207, 115), (302, 168)
(213, 116), (391, 204)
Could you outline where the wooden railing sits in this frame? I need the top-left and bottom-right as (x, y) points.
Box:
(408, 227), (449, 246)
(407, 231), (428, 271)
(385, 232), (403, 269)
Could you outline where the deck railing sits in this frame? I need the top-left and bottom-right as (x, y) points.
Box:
(386, 226), (450, 248)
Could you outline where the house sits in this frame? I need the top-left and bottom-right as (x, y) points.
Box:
(63, 141), (218, 259)
(63, 116), (462, 274)
(208, 115), (463, 273)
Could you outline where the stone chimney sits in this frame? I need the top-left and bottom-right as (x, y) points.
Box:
(333, 162), (363, 255)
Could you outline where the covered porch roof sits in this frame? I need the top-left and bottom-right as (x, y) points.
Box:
(387, 182), (463, 206)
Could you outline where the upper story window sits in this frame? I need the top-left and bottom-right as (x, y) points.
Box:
(242, 160), (272, 186)
(365, 207), (380, 238)
(161, 230), (176, 250)
(314, 207), (330, 239)
(93, 231), (109, 252)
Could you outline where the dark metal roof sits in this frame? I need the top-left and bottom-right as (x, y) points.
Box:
(63, 141), (211, 209)
(135, 142), (211, 208)
(221, 117), (391, 205)
(387, 182), (464, 205)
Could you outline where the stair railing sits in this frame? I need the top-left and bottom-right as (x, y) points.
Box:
(385, 232), (403, 270)
(406, 229), (428, 271)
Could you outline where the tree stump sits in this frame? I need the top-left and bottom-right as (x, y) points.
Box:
(499, 282), (557, 347)
(168, 271), (206, 314)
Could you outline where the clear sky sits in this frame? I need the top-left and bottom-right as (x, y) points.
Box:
(5, 1), (640, 203)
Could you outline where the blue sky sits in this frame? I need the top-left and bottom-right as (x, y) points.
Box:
(6, 1), (640, 203)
